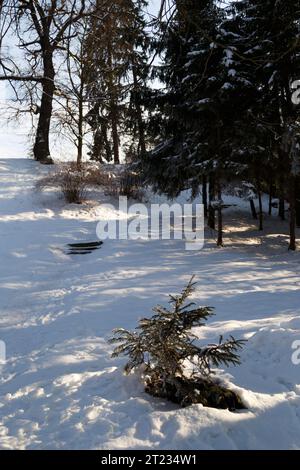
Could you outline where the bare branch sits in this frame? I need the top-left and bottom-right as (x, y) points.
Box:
(0, 74), (43, 82)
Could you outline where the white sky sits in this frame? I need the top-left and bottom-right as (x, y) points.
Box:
(0, 0), (161, 159)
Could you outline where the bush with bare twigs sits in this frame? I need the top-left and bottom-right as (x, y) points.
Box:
(36, 163), (90, 204)
(119, 168), (144, 200)
(37, 163), (145, 203)
(86, 166), (121, 197)
(91, 165), (145, 200)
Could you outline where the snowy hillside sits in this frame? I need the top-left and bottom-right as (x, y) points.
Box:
(1, 158), (300, 449)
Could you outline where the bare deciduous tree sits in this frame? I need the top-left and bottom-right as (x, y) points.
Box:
(54, 18), (90, 166)
(0, 0), (91, 163)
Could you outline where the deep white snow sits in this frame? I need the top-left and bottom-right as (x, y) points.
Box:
(1, 158), (300, 449)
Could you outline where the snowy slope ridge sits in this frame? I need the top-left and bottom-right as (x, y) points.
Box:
(0, 158), (300, 450)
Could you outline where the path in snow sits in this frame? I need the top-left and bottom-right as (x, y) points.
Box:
(0, 158), (300, 449)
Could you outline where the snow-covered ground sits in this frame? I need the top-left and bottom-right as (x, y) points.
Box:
(0, 158), (300, 450)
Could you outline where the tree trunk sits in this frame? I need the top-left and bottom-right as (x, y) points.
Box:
(77, 90), (83, 167)
(77, 134), (83, 168)
(216, 179), (223, 247)
(296, 178), (300, 228)
(111, 107), (120, 164)
(202, 174), (208, 218)
(208, 173), (215, 230)
(102, 120), (112, 162)
(278, 175), (285, 220)
(258, 186), (263, 231)
(33, 51), (55, 163)
(133, 66), (146, 157)
(289, 176), (296, 251)
(296, 199), (300, 228)
(268, 180), (273, 216)
(279, 197), (285, 220)
(107, 39), (120, 164)
(250, 199), (257, 219)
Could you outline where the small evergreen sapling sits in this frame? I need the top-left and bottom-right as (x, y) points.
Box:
(109, 277), (246, 409)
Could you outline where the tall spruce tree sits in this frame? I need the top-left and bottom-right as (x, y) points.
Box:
(141, 1), (255, 245)
(84, 0), (149, 164)
(142, 0), (300, 249)
(234, 0), (300, 248)
(142, 0), (224, 198)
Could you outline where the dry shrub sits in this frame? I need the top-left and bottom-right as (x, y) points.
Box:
(119, 168), (144, 200)
(85, 164), (145, 200)
(86, 166), (121, 197)
(37, 163), (145, 203)
(36, 163), (90, 203)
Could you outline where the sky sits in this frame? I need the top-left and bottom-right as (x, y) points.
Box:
(0, 0), (161, 159)
(0, 84), (33, 158)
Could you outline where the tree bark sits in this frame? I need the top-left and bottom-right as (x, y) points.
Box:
(77, 85), (84, 167)
(279, 197), (285, 220)
(77, 125), (83, 168)
(208, 173), (215, 230)
(278, 175), (285, 220)
(296, 200), (300, 228)
(33, 50), (55, 163)
(250, 199), (257, 219)
(289, 176), (296, 251)
(202, 174), (208, 218)
(132, 66), (146, 157)
(296, 178), (300, 228)
(107, 39), (120, 164)
(258, 186), (263, 231)
(268, 180), (273, 216)
(216, 179), (223, 247)
(102, 120), (112, 162)
(111, 106), (120, 164)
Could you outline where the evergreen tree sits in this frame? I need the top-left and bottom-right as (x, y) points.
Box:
(234, 0), (300, 245)
(141, 0), (300, 249)
(84, 0), (149, 164)
(141, 0), (223, 198)
(110, 277), (246, 409)
(141, 1), (255, 245)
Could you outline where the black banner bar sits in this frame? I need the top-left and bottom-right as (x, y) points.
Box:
(0, 450), (296, 465)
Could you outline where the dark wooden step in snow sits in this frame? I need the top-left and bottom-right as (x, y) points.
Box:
(68, 245), (99, 252)
(66, 241), (103, 256)
(68, 241), (103, 248)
